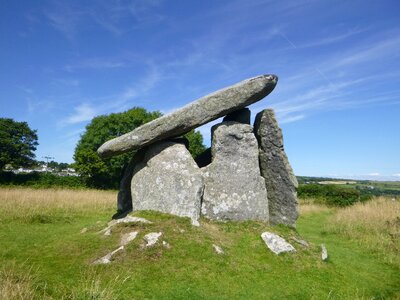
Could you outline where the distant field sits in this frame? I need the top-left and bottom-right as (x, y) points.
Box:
(0, 188), (399, 299)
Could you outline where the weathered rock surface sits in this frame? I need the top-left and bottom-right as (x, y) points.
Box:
(291, 237), (309, 248)
(254, 109), (298, 226)
(321, 244), (328, 261)
(131, 140), (204, 223)
(98, 75), (278, 158)
(93, 246), (124, 265)
(223, 108), (251, 124)
(113, 148), (146, 219)
(261, 232), (296, 255)
(213, 244), (224, 254)
(120, 231), (138, 246)
(100, 215), (152, 236)
(201, 122), (269, 221)
(144, 232), (162, 247)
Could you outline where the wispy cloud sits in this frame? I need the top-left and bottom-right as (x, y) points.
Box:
(62, 103), (96, 125)
(298, 28), (367, 48)
(65, 58), (126, 72)
(44, 0), (165, 39)
(323, 34), (400, 70)
(279, 114), (305, 124)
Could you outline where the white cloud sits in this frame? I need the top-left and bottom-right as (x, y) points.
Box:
(63, 103), (97, 125)
(367, 172), (381, 176)
(279, 114), (305, 124)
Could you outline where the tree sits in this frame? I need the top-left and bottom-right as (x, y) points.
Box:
(73, 107), (207, 189)
(0, 118), (38, 170)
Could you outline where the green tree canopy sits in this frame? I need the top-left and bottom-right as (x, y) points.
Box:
(0, 118), (38, 169)
(73, 107), (206, 189)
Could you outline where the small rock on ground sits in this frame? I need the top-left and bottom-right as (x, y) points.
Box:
(162, 241), (171, 249)
(213, 244), (224, 254)
(93, 246), (124, 265)
(321, 244), (328, 261)
(291, 237), (309, 248)
(120, 231), (138, 246)
(261, 232), (296, 255)
(80, 227), (87, 234)
(144, 232), (162, 247)
(100, 216), (152, 236)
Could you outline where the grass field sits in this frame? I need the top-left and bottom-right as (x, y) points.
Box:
(0, 188), (399, 299)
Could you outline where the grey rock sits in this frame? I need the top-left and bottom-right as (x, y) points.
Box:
(144, 232), (162, 247)
(261, 232), (296, 255)
(201, 122), (269, 221)
(131, 141), (204, 224)
(321, 244), (328, 261)
(113, 148), (147, 219)
(213, 244), (224, 254)
(291, 237), (309, 248)
(92, 246), (124, 265)
(223, 108), (251, 124)
(100, 215), (152, 236)
(98, 75), (278, 158)
(120, 231), (138, 246)
(254, 109), (298, 226)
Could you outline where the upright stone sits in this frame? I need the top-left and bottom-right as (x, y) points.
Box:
(131, 140), (203, 224)
(254, 109), (298, 226)
(113, 148), (146, 219)
(201, 122), (269, 221)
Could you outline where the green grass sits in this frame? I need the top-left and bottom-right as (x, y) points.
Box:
(0, 188), (399, 299)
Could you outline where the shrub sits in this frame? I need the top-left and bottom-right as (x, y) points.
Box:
(0, 171), (86, 189)
(297, 184), (366, 207)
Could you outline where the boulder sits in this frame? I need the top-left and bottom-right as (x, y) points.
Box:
(98, 75), (278, 158)
(261, 232), (296, 255)
(223, 108), (251, 124)
(131, 140), (204, 224)
(254, 109), (298, 226)
(201, 122), (269, 221)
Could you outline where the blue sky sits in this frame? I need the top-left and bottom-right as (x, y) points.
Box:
(1, 0), (399, 180)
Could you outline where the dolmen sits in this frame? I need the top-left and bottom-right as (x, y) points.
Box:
(97, 74), (299, 227)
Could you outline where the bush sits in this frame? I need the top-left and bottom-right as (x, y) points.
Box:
(297, 184), (367, 207)
(0, 171), (86, 189)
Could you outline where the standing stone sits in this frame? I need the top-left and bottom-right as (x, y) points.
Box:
(113, 148), (146, 219)
(201, 122), (269, 221)
(97, 75), (278, 158)
(254, 109), (298, 226)
(131, 140), (203, 224)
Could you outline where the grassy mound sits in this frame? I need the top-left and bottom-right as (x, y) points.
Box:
(0, 188), (399, 299)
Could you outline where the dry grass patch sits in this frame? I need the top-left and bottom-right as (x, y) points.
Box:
(328, 197), (400, 264)
(299, 198), (331, 215)
(0, 187), (115, 221)
(0, 263), (45, 300)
